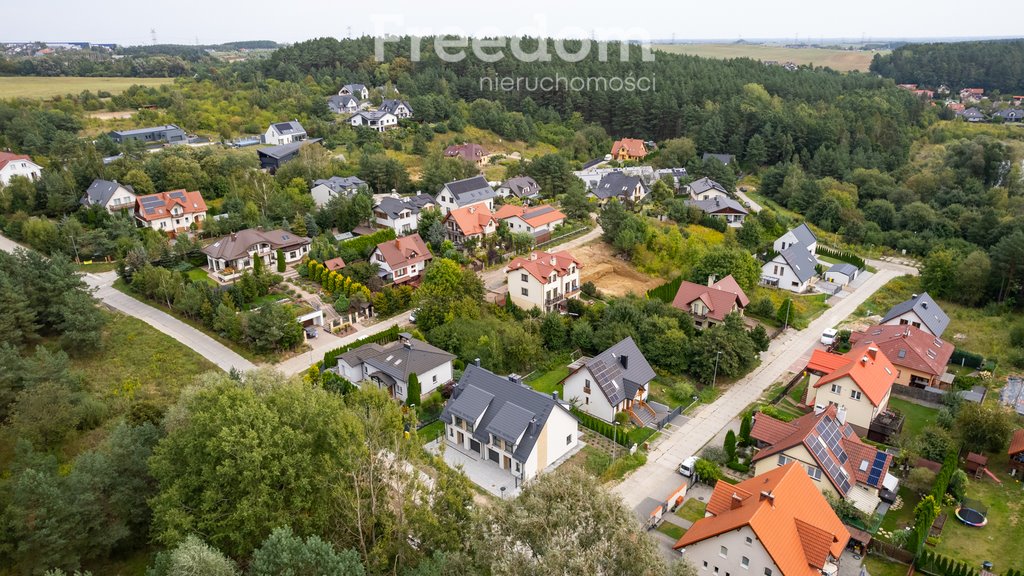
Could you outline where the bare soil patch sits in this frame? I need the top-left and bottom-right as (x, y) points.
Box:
(573, 241), (662, 298)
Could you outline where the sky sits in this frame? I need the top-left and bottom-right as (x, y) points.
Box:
(4, 0), (1022, 46)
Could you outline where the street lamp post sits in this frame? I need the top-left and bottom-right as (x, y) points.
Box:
(783, 299), (792, 331)
(712, 350), (722, 388)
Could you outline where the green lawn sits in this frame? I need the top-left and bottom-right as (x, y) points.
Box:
(186, 267), (216, 285)
(879, 486), (919, 534)
(888, 397), (939, 440)
(864, 555), (910, 576)
(675, 498), (707, 523)
(648, 374), (700, 410)
(526, 366), (569, 395)
(748, 287), (830, 330)
(656, 522), (687, 541)
(417, 420), (445, 443)
(0, 76), (173, 99)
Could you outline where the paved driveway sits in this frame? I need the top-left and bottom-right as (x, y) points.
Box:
(612, 259), (917, 510)
(275, 311), (413, 376)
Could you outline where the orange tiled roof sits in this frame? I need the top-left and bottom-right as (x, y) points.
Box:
(1009, 429), (1024, 456)
(444, 204), (495, 236)
(374, 233), (431, 269)
(675, 463), (849, 576)
(493, 204), (566, 228)
(611, 138), (648, 158)
(849, 324), (953, 377)
(807, 349), (850, 374)
(813, 344), (897, 407)
(324, 257), (346, 271)
(135, 190), (207, 222)
(507, 250), (580, 283)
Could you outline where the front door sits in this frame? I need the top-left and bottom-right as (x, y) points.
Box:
(502, 455), (511, 470)
(457, 431), (464, 446)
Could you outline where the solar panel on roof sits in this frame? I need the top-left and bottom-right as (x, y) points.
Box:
(866, 451), (888, 486)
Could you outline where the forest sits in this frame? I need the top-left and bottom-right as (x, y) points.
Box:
(870, 39), (1024, 94)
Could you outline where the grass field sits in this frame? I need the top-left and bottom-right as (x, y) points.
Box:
(0, 76), (173, 99)
(656, 522), (686, 541)
(653, 43), (886, 72)
(675, 498), (707, 523)
(887, 397), (938, 440)
(526, 365), (570, 395)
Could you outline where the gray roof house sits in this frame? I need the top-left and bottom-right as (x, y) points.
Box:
(824, 263), (860, 286)
(310, 176), (367, 208)
(496, 176), (541, 200)
(439, 363), (580, 485)
(993, 108), (1024, 122)
(685, 176), (730, 200)
(80, 179), (136, 213)
(436, 175), (497, 215)
(686, 196), (748, 226)
(257, 138), (323, 172)
(108, 124), (187, 145)
(339, 83), (369, 99)
(773, 223), (818, 255)
(264, 121), (307, 146)
(880, 292), (950, 337)
(702, 153), (736, 166)
(335, 333), (455, 403)
(588, 172), (649, 204)
(379, 99), (413, 118)
(761, 242), (819, 293)
(958, 107), (986, 122)
(562, 336), (658, 424)
(327, 94), (361, 114)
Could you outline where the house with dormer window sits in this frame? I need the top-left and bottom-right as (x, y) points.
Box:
(562, 336), (657, 426)
(505, 250), (581, 313)
(134, 190), (207, 233)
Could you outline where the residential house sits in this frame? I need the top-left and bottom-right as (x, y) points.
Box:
(573, 166), (656, 191)
(496, 176), (541, 201)
(335, 332), (455, 403)
(685, 176), (730, 200)
(349, 110), (398, 132)
(993, 108), (1024, 122)
(339, 83), (369, 100)
(587, 171), (649, 205)
(1012, 95), (1024, 106)
(671, 274), (750, 329)
(673, 463), (851, 576)
(440, 363), (579, 482)
(505, 250), (581, 313)
(959, 88), (984, 103)
(202, 228), (311, 276)
(879, 292), (949, 337)
(803, 345), (897, 434)
(135, 190), (207, 233)
(444, 143), (489, 166)
(379, 99), (413, 119)
(849, 324), (954, 389)
(0, 151), (42, 185)
(562, 336), (657, 425)
(369, 233), (432, 285)
(257, 138), (323, 172)
(702, 152), (736, 166)
(686, 196), (748, 227)
(435, 175), (497, 215)
(494, 204), (566, 242)
(610, 138), (648, 161)
(324, 257), (346, 272)
(946, 101), (966, 114)
(108, 124), (186, 145)
(263, 121), (307, 146)
(80, 179), (136, 213)
(773, 223), (818, 254)
(653, 167), (688, 190)
(310, 176), (367, 208)
(751, 405), (898, 516)
(373, 193), (436, 235)
(824, 263), (859, 286)
(761, 244), (818, 293)
(327, 94), (361, 114)
(443, 204), (497, 244)
(957, 107), (986, 122)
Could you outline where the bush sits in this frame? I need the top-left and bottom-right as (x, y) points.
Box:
(581, 281), (598, 298)
(614, 411), (629, 425)
(950, 348), (984, 369)
(906, 467), (937, 494)
(726, 460), (750, 473)
(694, 458), (723, 485)
(724, 430), (737, 461)
(700, 445), (729, 465)
(747, 296), (776, 318)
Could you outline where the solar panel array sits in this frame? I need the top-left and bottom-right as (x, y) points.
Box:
(866, 451), (888, 486)
(139, 195), (164, 215)
(810, 437), (852, 494)
(815, 416), (849, 464)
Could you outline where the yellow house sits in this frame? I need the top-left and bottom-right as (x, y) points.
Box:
(610, 138), (648, 161)
(804, 345), (897, 434)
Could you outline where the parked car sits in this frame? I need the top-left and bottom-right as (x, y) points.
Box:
(409, 308), (419, 323)
(305, 326), (318, 339)
(678, 456), (698, 477)
(820, 328), (838, 346)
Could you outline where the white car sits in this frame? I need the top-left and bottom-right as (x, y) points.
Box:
(821, 328), (838, 346)
(678, 456), (698, 477)
(409, 309), (419, 323)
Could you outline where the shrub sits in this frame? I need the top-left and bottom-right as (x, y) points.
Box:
(581, 281), (598, 298)
(747, 297), (775, 318)
(724, 430), (737, 461)
(614, 411), (629, 425)
(906, 467), (937, 495)
(694, 458), (722, 485)
(726, 460), (750, 473)
(700, 445), (729, 465)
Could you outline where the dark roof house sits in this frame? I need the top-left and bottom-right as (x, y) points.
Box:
(80, 179), (135, 210)
(880, 292), (950, 337)
(437, 175), (497, 207)
(575, 337), (656, 407)
(590, 172), (648, 201)
(257, 138), (323, 172)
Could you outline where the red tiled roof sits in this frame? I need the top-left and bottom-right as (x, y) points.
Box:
(374, 233), (432, 269)
(611, 138), (648, 158)
(750, 412), (797, 445)
(444, 204), (495, 236)
(444, 143), (488, 161)
(507, 250), (580, 283)
(493, 204), (566, 228)
(807, 350), (850, 375)
(849, 324), (953, 377)
(814, 345), (897, 407)
(675, 463), (849, 576)
(1008, 429), (1024, 456)
(671, 275), (749, 322)
(0, 151), (33, 171)
(135, 190), (207, 222)
(324, 257), (346, 271)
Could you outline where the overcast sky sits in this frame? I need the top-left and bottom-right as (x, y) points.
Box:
(5, 0), (1021, 45)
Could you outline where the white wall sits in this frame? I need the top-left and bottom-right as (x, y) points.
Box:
(563, 368), (616, 422)
(507, 270), (546, 311)
(417, 362), (453, 397)
(0, 161), (42, 186)
(682, 525), (781, 576)
(806, 376), (885, 431)
(762, 255), (809, 293)
(824, 271), (853, 286)
(337, 359), (363, 382)
(376, 212), (419, 235)
(310, 185), (336, 208)
(882, 312), (934, 335)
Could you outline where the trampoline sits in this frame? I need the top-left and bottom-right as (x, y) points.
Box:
(955, 499), (988, 527)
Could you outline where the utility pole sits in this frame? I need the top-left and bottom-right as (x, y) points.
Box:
(784, 299), (792, 331)
(151, 28), (157, 45)
(712, 350), (722, 387)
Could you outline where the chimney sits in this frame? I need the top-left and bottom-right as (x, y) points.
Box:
(836, 405), (847, 425)
(911, 293), (918, 299)
(759, 490), (775, 505)
(469, 206), (475, 214)
(731, 493), (744, 510)
(528, 417), (537, 435)
(507, 373), (521, 384)
(550, 256), (557, 266)
(552, 391), (559, 402)
(529, 252), (538, 261)
(620, 355), (629, 370)
(474, 358), (481, 367)
(867, 346), (878, 360)
(708, 274), (717, 287)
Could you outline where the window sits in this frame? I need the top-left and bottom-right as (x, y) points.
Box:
(764, 570), (772, 576)
(703, 562), (709, 569)
(433, 375), (438, 383)
(584, 379), (591, 394)
(806, 465), (822, 481)
(850, 390), (862, 401)
(521, 287), (529, 296)
(745, 536), (753, 545)
(566, 434), (572, 445)
(720, 546), (728, 558)
(830, 384), (841, 394)
(777, 454), (790, 466)
(519, 273), (529, 282)
(449, 428), (454, 437)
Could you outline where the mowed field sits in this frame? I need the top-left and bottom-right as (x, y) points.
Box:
(653, 43), (886, 72)
(0, 76), (173, 99)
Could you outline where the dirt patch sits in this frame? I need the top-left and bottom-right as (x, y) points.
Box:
(573, 241), (663, 298)
(87, 110), (136, 120)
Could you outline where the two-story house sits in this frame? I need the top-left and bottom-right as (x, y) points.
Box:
(505, 250), (581, 313)
(562, 336), (657, 426)
(751, 405), (898, 516)
(440, 362), (579, 482)
(263, 121), (307, 146)
(774, 223), (818, 254)
(610, 138), (648, 161)
(803, 346), (897, 434)
(202, 228), (311, 277)
(309, 176), (367, 208)
(587, 172), (649, 205)
(373, 193), (436, 235)
(444, 143), (488, 166)
(339, 83), (369, 100)
(671, 275), (750, 329)
(335, 332), (455, 403)
(879, 292), (949, 338)
(685, 177), (730, 200)
(379, 99), (413, 119)
(443, 204), (496, 244)
(369, 233), (433, 285)
(849, 324), (954, 389)
(349, 110), (398, 132)
(0, 152), (42, 186)
(327, 94), (361, 114)
(493, 204), (566, 242)
(673, 463), (850, 576)
(79, 179), (136, 214)
(496, 176), (541, 201)
(435, 175), (497, 215)
(761, 244), (818, 293)
(134, 190), (207, 233)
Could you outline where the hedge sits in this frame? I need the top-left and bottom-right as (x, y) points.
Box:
(917, 549), (981, 576)
(647, 276), (683, 303)
(815, 245), (866, 270)
(950, 348), (985, 369)
(570, 407), (655, 447)
(322, 325), (402, 368)
(341, 228), (397, 258)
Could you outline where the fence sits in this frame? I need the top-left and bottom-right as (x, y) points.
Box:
(536, 224), (591, 250)
(815, 245), (866, 270)
(653, 405), (683, 430)
(869, 541), (915, 564)
(322, 324), (402, 367)
(890, 384), (946, 404)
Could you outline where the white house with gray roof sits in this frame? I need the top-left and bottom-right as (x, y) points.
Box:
(373, 193), (436, 235)
(339, 83), (369, 100)
(496, 176), (541, 201)
(440, 363), (579, 482)
(774, 223), (818, 255)
(379, 99), (413, 119)
(587, 172), (649, 205)
(685, 176), (730, 201)
(263, 121), (307, 146)
(310, 176), (367, 208)
(80, 179), (136, 213)
(686, 196), (748, 227)
(762, 243), (818, 293)
(562, 336), (658, 426)
(327, 94), (362, 114)
(880, 292), (949, 337)
(435, 175), (496, 215)
(336, 332), (455, 403)
(349, 110), (398, 132)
